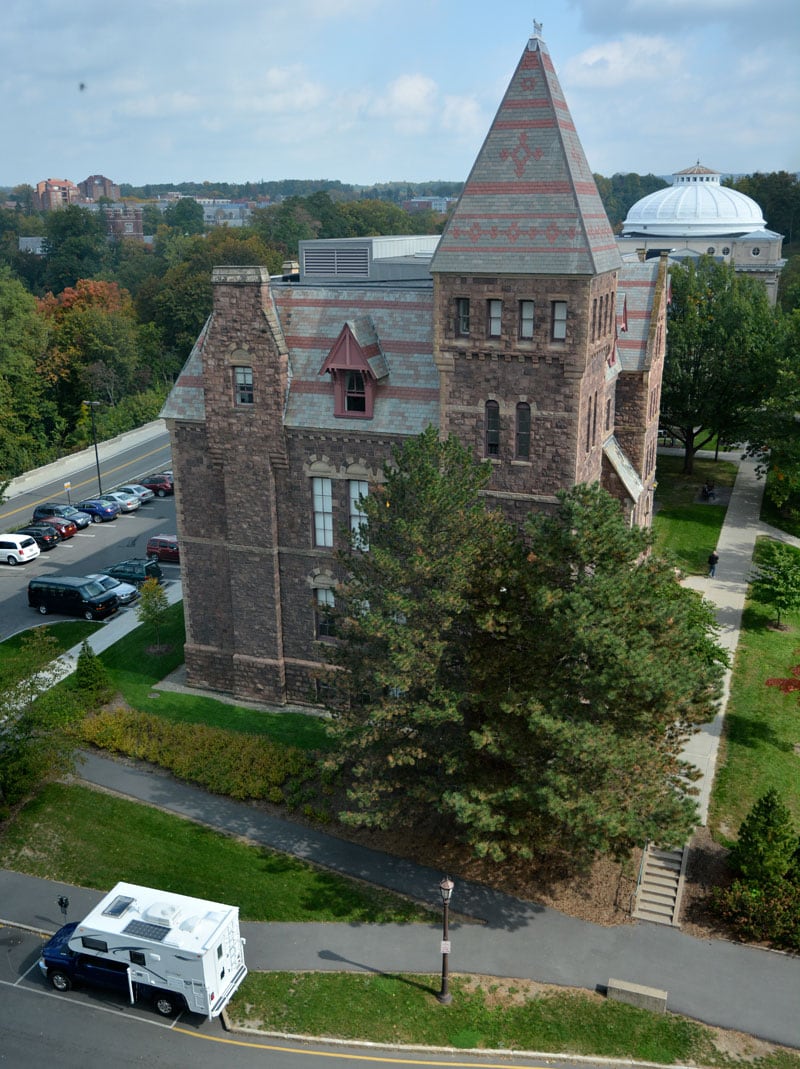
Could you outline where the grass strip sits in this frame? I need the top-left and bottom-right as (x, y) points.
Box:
(0, 620), (98, 656)
(0, 783), (432, 923)
(652, 455), (736, 574)
(228, 972), (800, 1067)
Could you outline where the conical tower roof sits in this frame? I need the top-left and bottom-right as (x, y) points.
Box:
(431, 30), (620, 277)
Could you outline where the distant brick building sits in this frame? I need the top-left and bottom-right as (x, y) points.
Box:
(34, 177), (79, 211)
(162, 27), (669, 706)
(78, 174), (121, 201)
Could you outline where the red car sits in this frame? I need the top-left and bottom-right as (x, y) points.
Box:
(139, 473), (174, 498)
(38, 515), (78, 539)
(146, 534), (179, 563)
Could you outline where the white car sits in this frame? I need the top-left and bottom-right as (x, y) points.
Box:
(102, 491), (140, 513)
(116, 483), (155, 504)
(85, 572), (139, 605)
(0, 533), (41, 566)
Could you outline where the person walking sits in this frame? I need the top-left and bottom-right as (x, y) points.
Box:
(708, 549), (719, 577)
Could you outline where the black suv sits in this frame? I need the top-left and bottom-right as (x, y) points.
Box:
(16, 523), (61, 550)
(32, 503), (91, 529)
(104, 558), (163, 587)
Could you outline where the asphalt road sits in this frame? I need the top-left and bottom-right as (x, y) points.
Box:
(1, 923), (583, 1069)
(0, 432), (176, 642)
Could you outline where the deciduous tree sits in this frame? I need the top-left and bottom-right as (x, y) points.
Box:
(661, 256), (780, 473)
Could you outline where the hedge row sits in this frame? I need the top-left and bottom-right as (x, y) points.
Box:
(76, 709), (317, 804)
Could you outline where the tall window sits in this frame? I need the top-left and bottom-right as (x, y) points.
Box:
(349, 479), (369, 550)
(485, 400), (500, 457)
(515, 403), (531, 459)
(487, 299), (502, 338)
(233, 366), (254, 405)
(551, 301), (567, 341)
(456, 298), (470, 337)
(519, 300), (535, 340)
(312, 477), (333, 547)
(591, 298), (597, 341)
(345, 371), (366, 413)
(315, 587), (335, 639)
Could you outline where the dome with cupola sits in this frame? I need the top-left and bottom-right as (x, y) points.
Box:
(621, 163), (766, 238)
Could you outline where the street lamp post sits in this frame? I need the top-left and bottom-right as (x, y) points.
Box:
(437, 876), (454, 1005)
(83, 401), (102, 496)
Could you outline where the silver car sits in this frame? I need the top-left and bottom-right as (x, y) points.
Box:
(115, 483), (155, 504)
(85, 572), (139, 605)
(102, 491), (140, 513)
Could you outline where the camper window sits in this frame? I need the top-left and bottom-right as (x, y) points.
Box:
(82, 936), (108, 952)
(130, 950), (146, 966)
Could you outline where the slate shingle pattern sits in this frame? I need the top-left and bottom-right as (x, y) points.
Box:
(430, 35), (621, 278)
(616, 261), (660, 372)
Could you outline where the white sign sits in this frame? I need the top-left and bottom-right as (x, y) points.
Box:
(440, 940), (451, 955)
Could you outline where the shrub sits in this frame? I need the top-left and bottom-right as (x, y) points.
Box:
(730, 788), (798, 887)
(77, 709), (317, 804)
(711, 879), (800, 950)
(73, 640), (113, 705)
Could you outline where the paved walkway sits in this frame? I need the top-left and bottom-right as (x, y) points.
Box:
(3, 449), (800, 1047)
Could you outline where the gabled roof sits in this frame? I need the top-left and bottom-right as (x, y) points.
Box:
(430, 31), (621, 278)
(319, 317), (389, 380)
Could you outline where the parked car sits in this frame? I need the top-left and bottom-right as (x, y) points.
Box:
(76, 498), (121, 523)
(146, 534), (179, 563)
(28, 576), (119, 620)
(0, 533), (41, 566)
(104, 558), (163, 587)
(37, 516), (78, 539)
(15, 523), (61, 551)
(85, 572), (139, 605)
(138, 473), (174, 497)
(102, 490), (140, 513)
(32, 503), (91, 529)
(115, 482), (155, 503)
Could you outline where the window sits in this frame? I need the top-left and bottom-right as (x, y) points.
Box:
(591, 298), (597, 341)
(130, 950), (146, 966)
(606, 398), (612, 431)
(487, 299), (502, 338)
(455, 297), (470, 336)
(485, 400), (500, 457)
(233, 366), (254, 405)
(312, 477), (333, 548)
(349, 479), (369, 549)
(519, 300), (535, 340)
(345, 371), (366, 413)
(315, 587), (335, 638)
(81, 936), (108, 953)
(515, 403), (531, 459)
(551, 301), (567, 341)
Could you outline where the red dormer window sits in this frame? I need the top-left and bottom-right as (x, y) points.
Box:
(320, 322), (383, 419)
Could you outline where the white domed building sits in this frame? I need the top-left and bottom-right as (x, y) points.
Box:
(618, 163), (785, 304)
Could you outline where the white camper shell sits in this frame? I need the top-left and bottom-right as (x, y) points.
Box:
(68, 882), (247, 1017)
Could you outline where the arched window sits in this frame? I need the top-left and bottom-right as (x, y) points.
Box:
(515, 403), (531, 459)
(485, 401), (500, 457)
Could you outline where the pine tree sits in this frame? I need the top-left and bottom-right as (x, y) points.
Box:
(322, 437), (727, 865)
(732, 788), (798, 887)
(74, 639), (112, 705)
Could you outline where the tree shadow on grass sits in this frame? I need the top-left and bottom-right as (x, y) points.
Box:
(723, 711), (792, 752)
(317, 950), (436, 994)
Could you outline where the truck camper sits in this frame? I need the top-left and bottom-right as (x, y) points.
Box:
(39, 882), (247, 1018)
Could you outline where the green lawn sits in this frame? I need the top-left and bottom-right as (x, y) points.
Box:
(97, 602), (330, 750)
(709, 542), (800, 839)
(0, 782), (431, 924)
(228, 972), (800, 1068)
(0, 620), (98, 656)
(652, 455), (737, 574)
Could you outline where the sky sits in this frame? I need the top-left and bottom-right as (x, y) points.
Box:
(1, 0), (798, 190)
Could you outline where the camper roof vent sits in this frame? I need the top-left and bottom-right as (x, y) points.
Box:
(102, 895), (134, 918)
(144, 901), (180, 926)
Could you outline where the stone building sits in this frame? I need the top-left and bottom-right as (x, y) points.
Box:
(162, 27), (669, 705)
(618, 163), (785, 305)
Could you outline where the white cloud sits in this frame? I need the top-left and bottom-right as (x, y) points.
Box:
(563, 35), (683, 88)
(369, 74), (439, 134)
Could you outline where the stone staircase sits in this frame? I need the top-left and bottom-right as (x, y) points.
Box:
(632, 843), (687, 926)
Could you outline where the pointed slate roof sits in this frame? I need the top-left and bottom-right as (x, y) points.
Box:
(430, 31), (621, 278)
